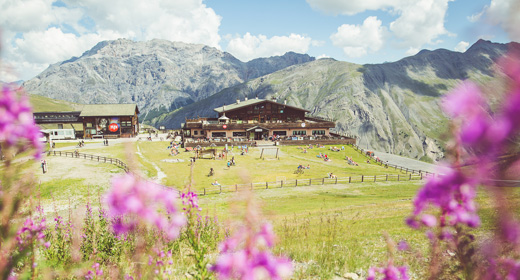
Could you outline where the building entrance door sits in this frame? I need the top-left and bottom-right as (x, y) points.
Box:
(255, 132), (263, 140)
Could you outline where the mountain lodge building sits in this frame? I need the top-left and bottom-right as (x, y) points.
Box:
(182, 97), (336, 141)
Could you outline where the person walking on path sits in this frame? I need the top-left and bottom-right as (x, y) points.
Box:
(41, 159), (47, 174)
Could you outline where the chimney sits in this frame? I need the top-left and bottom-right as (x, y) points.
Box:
(284, 99), (287, 105)
(236, 99), (240, 104)
(245, 97), (248, 101)
(255, 95), (259, 99)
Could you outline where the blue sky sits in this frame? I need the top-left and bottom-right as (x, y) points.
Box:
(0, 0), (518, 82)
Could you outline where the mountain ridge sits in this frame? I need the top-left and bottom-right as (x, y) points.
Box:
(23, 38), (315, 121)
(150, 40), (518, 161)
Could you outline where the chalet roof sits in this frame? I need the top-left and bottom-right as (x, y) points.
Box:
(213, 98), (310, 113)
(79, 104), (139, 117)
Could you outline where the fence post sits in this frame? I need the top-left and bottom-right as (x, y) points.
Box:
(420, 173), (423, 180)
(204, 188), (206, 196)
(281, 181), (283, 188)
(322, 178), (325, 185)
(236, 184), (238, 192)
(409, 174), (412, 180)
(386, 174), (388, 181)
(266, 182), (268, 189)
(398, 174), (400, 181)
(309, 179), (311, 186)
(219, 185), (222, 194)
(374, 175), (377, 182)
(296, 179), (298, 187)
(335, 177), (338, 184)
(361, 175), (364, 182)
(349, 176), (351, 183)
(251, 183), (253, 190)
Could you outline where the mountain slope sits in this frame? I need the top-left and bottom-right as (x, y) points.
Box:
(22, 39), (314, 121)
(152, 40), (516, 162)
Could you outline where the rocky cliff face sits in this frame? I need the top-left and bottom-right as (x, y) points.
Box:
(152, 40), (516, 162)
(23, 39), (314, 121)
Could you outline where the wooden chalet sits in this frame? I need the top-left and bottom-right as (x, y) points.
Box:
(182, 97), (335, 141)
(34, 104), (140, 139)
(80, 104), (139, 138)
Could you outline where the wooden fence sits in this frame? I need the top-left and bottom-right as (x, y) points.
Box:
(47, 150), (129, 172)
(47, 149), (432, 197)
(199, 172), (431, 196)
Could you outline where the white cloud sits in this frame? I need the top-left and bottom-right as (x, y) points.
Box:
(226, 33), (312, 62)
(0, 0), (222, 81)
(310, 0), (453, 55)
(0, 0), (54, 32)
(330, 16), (386, 58)
(454, 41), (469, 52)
(405, 47), (420, 56)
(306, 0), (406, 15)
(316, 54), (330, 59)
(389, 0), (453, 49)
(482, 0), (520, 41)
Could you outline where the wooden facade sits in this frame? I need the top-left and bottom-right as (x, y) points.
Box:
(182, 98), (335, 141)
(34, 104), (140, 139)
(80, 104), (140, 139)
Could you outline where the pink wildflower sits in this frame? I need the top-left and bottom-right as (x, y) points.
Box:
(211, 222), (292, 280)
(367, 264), (409, 280)
(105, 173), (186, 240)
(0, 84), (43, 159)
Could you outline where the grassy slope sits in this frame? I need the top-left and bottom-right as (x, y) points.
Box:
(28, 94), (82, 112)
(19, 141), (518, 278)
(136, 142), (407, 190)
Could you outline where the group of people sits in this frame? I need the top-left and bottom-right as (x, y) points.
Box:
(76, 140), (85, 148)
(226, 156), (236, 168)
(103, 139), (109, 146)
(167, 141), (180, 156)
(297, 164), (310, 170)
(316, 153), (331, 161)
(329, 146), (344, 152)
(345, 156), (359, 166)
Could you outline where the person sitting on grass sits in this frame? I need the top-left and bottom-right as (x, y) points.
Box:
(306, 164), (310, 169)
(212, 180), (220, 186)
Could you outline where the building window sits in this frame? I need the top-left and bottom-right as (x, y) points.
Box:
(194, 130), (198, 135)
(58, 124), (63, 129)
(280, 110), (284, 113)
(233, 132), (245, 137)
(121, 121), (132, 127)
(200, 131), (204, 135)
(273, 131), (287, 136)
(292, 131), (306, 136)
(212, 132), (226, 138)
(312, 130), (326, 135)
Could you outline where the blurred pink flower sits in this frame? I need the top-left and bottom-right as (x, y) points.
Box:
(211, 222), (292, 280)
(0, 84), (42, 159)
(105, 174), (186, 240)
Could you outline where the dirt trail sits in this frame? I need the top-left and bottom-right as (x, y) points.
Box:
(35, 155), (122, 186)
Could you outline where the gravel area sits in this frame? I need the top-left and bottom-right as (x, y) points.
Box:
(370, 150), (438, 173)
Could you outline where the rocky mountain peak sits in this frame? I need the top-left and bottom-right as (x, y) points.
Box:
(23, 39), (314, 120)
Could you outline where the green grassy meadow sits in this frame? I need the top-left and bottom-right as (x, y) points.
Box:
(22, 139), (515, 278)
(136, 141), (407, 190)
